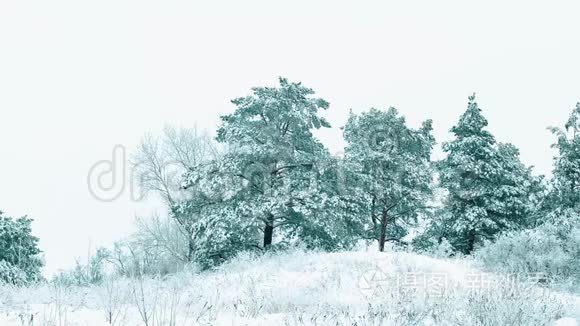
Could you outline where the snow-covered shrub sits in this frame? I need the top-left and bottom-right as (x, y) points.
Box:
(52, 246), (115, 286)
(449, 279), (565, 326)
(429, 237), (455, 258)
(413, 236), (456, 259)
(122, 213), (251, 274)
(475, 221), (580, 285)
(109, 238), (188, 278)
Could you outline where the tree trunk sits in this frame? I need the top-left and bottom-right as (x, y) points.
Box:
(263, 214), (274, 249)
(465, 229), (476, 254)
(378, 209), (388, 252)
(187, 236), (195, 263)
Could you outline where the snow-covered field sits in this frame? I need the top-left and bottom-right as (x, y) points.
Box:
(1, 250), (578, 325)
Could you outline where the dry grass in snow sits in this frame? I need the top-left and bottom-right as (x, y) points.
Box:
(0, 249), (578, 325)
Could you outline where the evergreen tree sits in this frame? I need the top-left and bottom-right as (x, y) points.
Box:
(545, 102), (580, 225)
(0, 211), (43, 284)
(285, 153), (369, 251)
(438, 95), (541, 254)
(343, 107), (435, 251)
(179, 156), (262, 267)
(209, 77), (337, 249)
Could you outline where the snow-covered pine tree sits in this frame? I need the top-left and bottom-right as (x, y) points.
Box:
(545, 102), (580, 225)
(212, 77), (337, 250)
(438, 94), (541, 254)
(343, 107), (435, 252)
(0, 211), (43, 284)
(281, 152), (369, 251)
(178, 146), (263, 267)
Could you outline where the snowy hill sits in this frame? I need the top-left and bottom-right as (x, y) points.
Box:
(1, 250), (578, 325)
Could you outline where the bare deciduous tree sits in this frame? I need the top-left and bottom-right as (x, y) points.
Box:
(132, 126), (219, 263)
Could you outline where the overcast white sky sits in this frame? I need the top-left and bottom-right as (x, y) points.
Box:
(1, 0), (579, 275)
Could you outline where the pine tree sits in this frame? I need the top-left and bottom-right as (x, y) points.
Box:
(209, 77), (335, 249)
(343, 107), (435, 251)
(545, 102), (580, 225)
(438, 94), (541, 254)
(0, 211), (43, 284)
(178, 152), (262, 267)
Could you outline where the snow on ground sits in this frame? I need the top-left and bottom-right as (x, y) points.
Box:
(0, 249), (578, 325)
